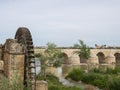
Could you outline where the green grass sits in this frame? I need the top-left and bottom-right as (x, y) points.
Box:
(66, 67), (120, 90)
(0, 74), (24, 90)
(37, 73), (82, 90)
(66, 68), (84, 81)
(90, 67), (120, 74)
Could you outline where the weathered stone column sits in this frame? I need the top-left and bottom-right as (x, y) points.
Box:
(3, 39), (25, 83)
(0, 45), (2, 60)
(105, 54), (116, 64)
(0, 60), (4, 72)
(89, 53), (99, 64)
(0, 45), (3, 73)
(69, 54), (80, 65)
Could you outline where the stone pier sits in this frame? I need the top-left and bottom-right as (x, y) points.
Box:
(3, 39), (25, 83)
(36, 81), (48, 90)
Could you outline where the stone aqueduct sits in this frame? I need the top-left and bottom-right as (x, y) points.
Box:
(0, 27), (120, 90)
(34, 48), (120, 65)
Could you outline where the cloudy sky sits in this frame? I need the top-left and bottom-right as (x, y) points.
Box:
(0, 0), (120, 47)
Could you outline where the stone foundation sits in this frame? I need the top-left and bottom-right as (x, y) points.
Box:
(36, 80), (48, 90)
(3, 39), (25, 83)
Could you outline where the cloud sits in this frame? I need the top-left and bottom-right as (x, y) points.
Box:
(0, 0), (120, 47)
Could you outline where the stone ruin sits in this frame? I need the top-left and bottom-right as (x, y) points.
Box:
(0, 27), (47, 90)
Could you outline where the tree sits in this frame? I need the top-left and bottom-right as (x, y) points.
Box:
(73, 40), (90, 63)
(36, 42), (63, 80)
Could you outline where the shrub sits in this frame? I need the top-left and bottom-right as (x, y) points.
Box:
(91, 68), (100, 73)
(63, 86), (81, 90)
(37, 73), (82, 90)
(105, 68), (118, 74)
(66, 68), (84, 81)
(0, 74), (24, 90)
(36, 74), (43, 80)
(66, 67), (120, 90)
(49, 85), (61, 90)
(0, 75), (9, 90)
(81, 73), (106, 88)
(81, 73), (100, 83)
(91, 67), (120, 75)
(92, 79), (105, 88)
(108, 78), (120, 90)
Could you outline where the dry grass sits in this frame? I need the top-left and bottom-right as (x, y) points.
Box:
(84, 84), (97, 90)
(0, 74), (24, 90)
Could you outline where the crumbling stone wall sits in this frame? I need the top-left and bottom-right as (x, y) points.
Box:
(0, 45), (2, 60)
(3, 39), (25, 83)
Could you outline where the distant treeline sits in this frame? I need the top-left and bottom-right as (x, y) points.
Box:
(35, 46), (120, 49)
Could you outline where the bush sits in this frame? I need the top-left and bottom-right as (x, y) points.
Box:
(66, 68), (84, 81)
(105, 68), (118, 74)
(81, 73), (106, 88)
(37, 73), (82, 90)
(90, 68), (104, 73)
(91, 67), (120, 75)
(63, 86), (81, 90)
(49, 85), (81, 90)
(66, 67), (120, 90)
(92, 79), (105, 88)
(81, 73), (95, 84)
(49, 85), (62, 90)
(108, 78), (120, 90)
(81, 73), (102, 83)
(0, 74), (24, 90)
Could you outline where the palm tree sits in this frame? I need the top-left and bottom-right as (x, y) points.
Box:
(73, 40), (90, 63)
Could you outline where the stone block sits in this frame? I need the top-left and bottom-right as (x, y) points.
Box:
(36, 80), (48, 90)
(3, 39), (25, 83)
(0, 60), (4, 72)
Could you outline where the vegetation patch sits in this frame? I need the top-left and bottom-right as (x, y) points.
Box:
(66, 67), (120, 90)
(37, 73), (82, 90)
(66, 68), (84, 81)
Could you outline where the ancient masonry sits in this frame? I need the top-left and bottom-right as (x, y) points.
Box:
(34, 48), (120, 65)
(0, 27), (120, 90)
(3, 39), (25, 83)
(0, 27), (48, 90)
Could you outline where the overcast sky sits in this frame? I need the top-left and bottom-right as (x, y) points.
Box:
(0, 0), (120, 47)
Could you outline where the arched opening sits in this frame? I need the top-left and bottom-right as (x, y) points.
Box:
(62, 53), (69, 64)
(80, 55), (87, 63)
(97, 52), (105, 64)
(114, 53), (120, 63)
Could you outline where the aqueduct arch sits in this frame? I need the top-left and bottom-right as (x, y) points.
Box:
(62, 53), (69, 64)
(97, 52), (105, 64)
(35, 48), (120, 65)
(114, 53), (120, 63)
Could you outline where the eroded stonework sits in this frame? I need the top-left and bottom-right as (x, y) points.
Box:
(36, 81), (48, 90)
(0, 28), (48, 90)
(3, 39), (25, 83)
(35, 48), (120, 65)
